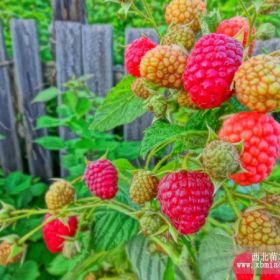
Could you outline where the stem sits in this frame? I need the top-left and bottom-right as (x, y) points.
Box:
(145, 138), (175, 170)
(71, 176), (83, 185)
(207, 216), (233, 235)
(223, 184), (241, 218)
(153, 152), (173, 172)
(233, 193), (280, 216)
(18, 215), (57, 245)
(212, 197), (226, 209)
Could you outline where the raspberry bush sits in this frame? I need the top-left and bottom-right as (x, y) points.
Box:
(1, 0), (280, 279)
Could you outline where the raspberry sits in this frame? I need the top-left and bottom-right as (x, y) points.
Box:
(130, 170), (159, 204)
(219, 112), (280, 186)
(234, 55), (280, 113)
(45, 180), (75, 210)
(233, 252), (254, 280)
(42, 214), (78, 253)
(140, 45), (187, 89)
(131, 78), (150, 99)
(165, 0), (206, 32)
(84, 159), (118, 200)
(265, 194), (280, 207)
(0, 240), (22, 266)
(183, 34), (243, 109)
(146, 96), (167, 119)
(125, 37), (156, 77)
(162, 24), (195, 51)
(236, 209), (280, 250)
(216, 16), (256, 55)
(261, 260), (280, 280)
(158, 171), (214, 235)
(202, 140), (241, 179)
(139, 214), (162, 236)
(177, 90), (198, 109)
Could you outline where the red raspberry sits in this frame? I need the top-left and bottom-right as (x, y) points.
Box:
(261, 260), (280, 280)
(216, 16), (256, 55)
(158, 171), (214, 235)
(125, 37), (156, 77)
(183, 33), (243, 109)
(42, 214), (78, 253)
(219, 112), (280, 186)
(84, 159), (118, 199)
(233, 252), (254, 280)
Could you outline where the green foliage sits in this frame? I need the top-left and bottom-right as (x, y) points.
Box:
(91, 76), (146, 131)
(198, 229), (235, 280)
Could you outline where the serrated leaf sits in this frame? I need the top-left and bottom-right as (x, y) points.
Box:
(91, 76), (146, 131)
(198, 229), (235, 280)
(141, 121), (186, 157)
(32, 87), (59, 103)
(93, 208), (139, 252)
(126, 235), (188, 280)
(34, 136), (65, 150)
(13, 261), (40, 280)
(4, 172), (32, 195)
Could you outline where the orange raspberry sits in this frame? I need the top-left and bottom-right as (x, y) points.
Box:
(236, 209), (280, 251)
(140, 45), (187, 89)
(165, 0), (206, 32)
(235, 55), (280, 113)
(0, 241), (22, 266)
(131, 78), (150, 99)
(177, 90), (198, 109)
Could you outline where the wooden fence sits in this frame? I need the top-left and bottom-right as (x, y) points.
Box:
(0, 17), (279, 180)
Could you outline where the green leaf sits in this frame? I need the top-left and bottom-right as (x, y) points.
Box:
(198, 229), (235, 280)
(126, 235), (187, 280)
(32, 87), (59, 103)
(91, 76), (146, 131)
(12, 261), (40, 280)
(34, 136), (65, 150)
(163, 257), (175, 280)
(36, 115), (69, 129)
(63, 91), (78, 112)
(141, 121), (192, 157)
(5, 172), (32, 195)
(0, 134), (4, 140)
(75, 97), (92, 117)
(112, 159), (135, 173)
(30, 182), (48, 196)
(93, 208), (139, 252)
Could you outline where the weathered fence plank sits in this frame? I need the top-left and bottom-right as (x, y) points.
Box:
(82, 24), (113, 97)
(254, 38), (280, 55)
(55, 21), (83, 175)
(52, 0), (87, 23)
(11, 19), (52, 181)
(124, 28), (158, 141)
(0, 22), (22, 174)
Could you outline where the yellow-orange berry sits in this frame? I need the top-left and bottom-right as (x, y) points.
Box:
(177, 90), (198, 109)
(131, 78), (150, 99)
(0, 241), (22, 266)
(236, 209), (280, 251)
(165, 0), (206, 33)
(45, 180), (75, 210)
(235, 55), (280, 112)
(140, 45), (188, 89)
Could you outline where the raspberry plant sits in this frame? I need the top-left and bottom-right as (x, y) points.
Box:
(1, 0), (280, 279)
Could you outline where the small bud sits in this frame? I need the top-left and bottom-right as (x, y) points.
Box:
(256, 23), (276, 40)
(62, 239), (79, 259)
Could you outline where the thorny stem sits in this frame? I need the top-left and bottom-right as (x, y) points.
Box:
(223, 184), (241, 218)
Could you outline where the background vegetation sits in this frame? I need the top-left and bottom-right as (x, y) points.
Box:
(0, 0), (279, 64)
